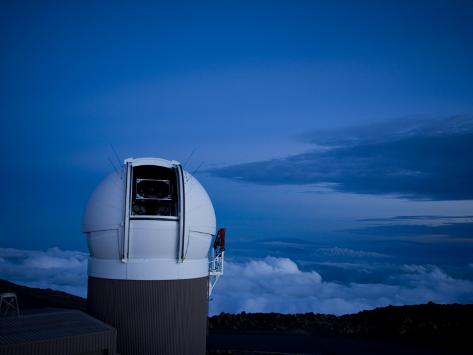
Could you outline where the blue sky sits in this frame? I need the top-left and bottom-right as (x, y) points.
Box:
(1, 1), (473, 313)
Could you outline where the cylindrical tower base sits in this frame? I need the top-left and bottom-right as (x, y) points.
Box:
(87, 276), (208, 355)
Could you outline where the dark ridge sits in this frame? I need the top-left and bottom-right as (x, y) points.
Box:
(209, 303), (472, 336)
(209, 303), (472, 352)
(0, 279), (86, 311)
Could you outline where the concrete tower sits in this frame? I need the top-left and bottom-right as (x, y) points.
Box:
(83, 157), (217, 355)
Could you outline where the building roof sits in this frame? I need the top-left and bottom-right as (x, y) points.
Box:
(0, 309), (116, 354)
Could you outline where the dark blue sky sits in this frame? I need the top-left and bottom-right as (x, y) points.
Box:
(1, 1), (472, 272)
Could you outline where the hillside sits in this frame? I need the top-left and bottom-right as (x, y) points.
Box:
(0, 279), (86, 311)
(208, 304), (472, 353)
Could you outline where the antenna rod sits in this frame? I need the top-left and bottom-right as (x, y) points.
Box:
(110, 144), (122, 166)
(191, 161), (205, 176)
(108, 157), (119, 175)
(183, 147), (197, 168)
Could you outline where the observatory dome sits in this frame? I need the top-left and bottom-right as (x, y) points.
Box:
(83, 157), (216, 281)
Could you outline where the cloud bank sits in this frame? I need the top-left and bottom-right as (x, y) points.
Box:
(0, 247), (87, 297)
(211, 115), (473, 200)
(209, 256), (473, 315)
(2, 248), (472, 316)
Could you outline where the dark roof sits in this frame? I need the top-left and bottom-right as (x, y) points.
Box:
(0, 309), (114, 345)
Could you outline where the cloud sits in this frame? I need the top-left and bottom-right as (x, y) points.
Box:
(209, 256), (473, 315)
(314, 261), (374, 271)
(210, 115), (473, 200)
(261, 240), (313, 249)
(0, 247), (87, 297)
(3, 248), (472, 316)
(316, 247), (389, 258)
(351, 215), (473, 243)
(358, 215), (473, 227)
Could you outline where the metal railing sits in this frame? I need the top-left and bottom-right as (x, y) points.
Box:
(208, 250), (224, 296)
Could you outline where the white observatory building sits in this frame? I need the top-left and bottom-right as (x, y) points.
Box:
(83, 157), (224, 355)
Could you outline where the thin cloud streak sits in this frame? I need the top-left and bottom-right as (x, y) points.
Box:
(316, 246), (390, 258)
(350, 215), (473, 243)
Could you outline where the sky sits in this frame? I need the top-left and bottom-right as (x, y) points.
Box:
(1, 1), (473, 314)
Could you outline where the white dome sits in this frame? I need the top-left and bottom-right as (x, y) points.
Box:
(83, 157), (216, 281)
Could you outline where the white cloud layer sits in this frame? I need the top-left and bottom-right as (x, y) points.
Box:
(1, 248), (472, 315)
(209, 256), (473, 315)
(0, 247), (87, 297)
